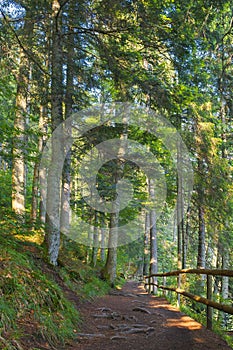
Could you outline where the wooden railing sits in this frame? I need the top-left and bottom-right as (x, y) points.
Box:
(144, 268), (233, 330)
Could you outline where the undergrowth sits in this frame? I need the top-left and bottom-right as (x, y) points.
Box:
(0, 233), (80, 349)
(0, 216), (113, 349)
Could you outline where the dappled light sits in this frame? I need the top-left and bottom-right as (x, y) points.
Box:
(0, 0), (233, 348)
(165, 315), (202, 331)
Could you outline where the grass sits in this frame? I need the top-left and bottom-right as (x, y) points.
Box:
(0, 211), (116, 349)
(0, 232), (81, 348)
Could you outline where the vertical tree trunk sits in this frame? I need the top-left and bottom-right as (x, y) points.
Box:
(197, 155), (206, 269)
(12, 17), (33, 214)
(104, 211), (119, 284)
(222, 250), (229, 299)
(143, 211), (150, 276)
(197, 205), (206, 269)
(184, 206), (190, 268)
(39, 105), (48, 223)
(45, 0), (64, 265)
(12, 9), (34, 215)
(92, 213), (99, 267)
(221, 249), (229, 328)
(12, 55), (26, 215)
(177, 138), (184, 269)
(30, 162), (39, 224)
(104, 117), (128, 285)
(86, 223), (94, 264)
(149, 179), (158, 294)
(60, 4), (75, 236)
(100, 214), (106, 262)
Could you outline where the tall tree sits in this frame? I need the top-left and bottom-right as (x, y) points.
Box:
(11, 11), (34, 214)
(45, 0), (64, 265)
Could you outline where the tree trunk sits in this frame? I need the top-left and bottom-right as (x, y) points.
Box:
(30, 162), (39, 224)
(60, 3), (74, 236)
(39, 105), (48, 223)
(12, 18), (33, 214)
(86, 223), (94, 264)
(100, 214), (106, 262)
(143, 211), (150, 276)
(197, 205), (205, 269)
(149, 179), (158, 294)
(12, 73), (26, 214)
(197, 157), (206, 269)
(104, 117), (128, 284)
(222, 250), (229, 300)
(104, 212), (119, 284)
(92, 213), (99, 267)
(45, 0), (64, 265)
(177, 138), (184, 270)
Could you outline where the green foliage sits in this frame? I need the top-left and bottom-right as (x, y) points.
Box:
(0, 0), (233, 346)
(81, 276), (110, 298)
(0, 233), (80, 347)
(58, 243), (111, 299)
(0, 170), (12, 208)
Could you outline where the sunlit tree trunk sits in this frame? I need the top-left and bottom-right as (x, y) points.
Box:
(12, 61), (26, 215)
(222, 250), (229, 300)
(12, 18), (33, 215)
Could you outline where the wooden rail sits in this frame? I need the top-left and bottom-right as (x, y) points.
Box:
(144, 268), (233, 330)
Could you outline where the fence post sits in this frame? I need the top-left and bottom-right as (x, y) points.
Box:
(207, 274), (213, 330)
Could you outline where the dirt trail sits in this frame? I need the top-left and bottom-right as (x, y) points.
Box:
(65, 281), (232, 350)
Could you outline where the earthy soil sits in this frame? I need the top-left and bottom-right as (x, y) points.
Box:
(62, 281), (232, 350)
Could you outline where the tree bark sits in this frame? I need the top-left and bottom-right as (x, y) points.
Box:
(92, 213), (99, 267)
(60, 3), (75, 236)
(39, 105), (48, 223)
(45, 0), (64, 265)
(12, 17), (33, 215)
(104, 117), (128, 284)
(197, 157), (206, 269)
(149, 179), (158, 294)
(143, 211), (150, 276)
(197, 206), (206, 269)
(100, 214), (106, 262)
(104, 211), (119, 284)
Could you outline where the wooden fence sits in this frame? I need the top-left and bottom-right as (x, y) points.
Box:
(144, 268), (233, 330)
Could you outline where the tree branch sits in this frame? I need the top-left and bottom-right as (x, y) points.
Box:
(0, 9), (50, 77)
(222, 15), (233, 40)
(68, 25), (132, 36)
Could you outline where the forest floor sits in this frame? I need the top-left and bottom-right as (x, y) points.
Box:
(61, 281), (232, 350)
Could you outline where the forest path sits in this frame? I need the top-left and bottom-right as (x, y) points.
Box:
(65, 281), (232, 350)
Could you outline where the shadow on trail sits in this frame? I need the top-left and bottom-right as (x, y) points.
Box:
(65, 281), (232, 350)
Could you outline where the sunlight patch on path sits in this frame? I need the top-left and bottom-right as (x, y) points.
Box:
(165, 315), (202, 331)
